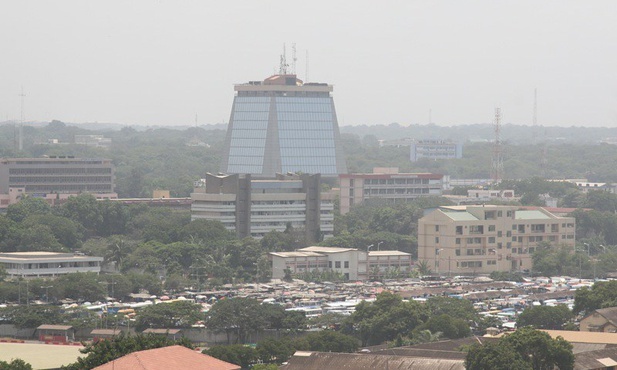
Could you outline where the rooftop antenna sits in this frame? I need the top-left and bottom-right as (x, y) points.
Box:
(490, 107), (504, 185)
(305, 50), (309, 82)
(18, 87), (25, 151)
(279, 43), (288, 75)
(291, 43), (297, 75)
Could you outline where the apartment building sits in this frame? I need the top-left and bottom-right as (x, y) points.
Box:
(191, 172), (334, 241)
(339, 168), (444, 215)
(418, 205), (576, 275)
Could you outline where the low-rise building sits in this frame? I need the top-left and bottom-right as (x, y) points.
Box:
(339, 168), (443, 215)
(410, 139), (463, 161)
(418, 205), (576, 275)
(269, 246), (412, 281)
(580, 308), (617, 333)
(0, 252), (103, 278)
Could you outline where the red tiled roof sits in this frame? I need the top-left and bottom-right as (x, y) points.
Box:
(92, 345), (241, 370)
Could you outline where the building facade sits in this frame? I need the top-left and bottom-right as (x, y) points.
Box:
(410, 139), (463, 161)
(220, 74), (347, 177)
(418, 205), (576, 275)
(269, 246), (412, 281)
(339, 168), (444, 215)
(0, 157), (115, 195)
(191, 173), (334, 241)
(0, 252), (103, 278)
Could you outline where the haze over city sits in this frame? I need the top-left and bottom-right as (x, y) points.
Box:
(1, 1), (616, 127)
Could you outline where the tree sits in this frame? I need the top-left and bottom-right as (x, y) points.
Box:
(256, 338), (296, 364)
(17, 224), (64, 252)
(344, 291), (428, 346)
(295, 331), (359, 353)
(60, 194), (103, 234)
(466, 341), (532, 370)
(574, 280), (617, 314)
(6, 197), (51, 223)
(63, 333), (193, 370)
(21, 214), (84, 250)
(516, 305), (573, 330)
(206, 298), (267, 344)
(465, 327), (574, 370)
(53, 272), (107, 302)
(204, 345), (256, 369)
(0, 359), (32, 370)
(417, 314), (470, 339)
(134, 301), (202, 331)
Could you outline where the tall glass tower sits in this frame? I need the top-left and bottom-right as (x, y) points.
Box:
(221, 74), (347, 177)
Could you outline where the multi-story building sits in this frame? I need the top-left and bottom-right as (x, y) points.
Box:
(74, 135), (112, 149)
(269, 246), (412, 281)
(0, 157), (115, 195)
(0, 252), (103, 278)
(191, 173), (334, 241)
(220, 73), (347, 177)
(339, 168), (444, 215)
(418, 205), (576, 275)
(410, 139), (463, 161)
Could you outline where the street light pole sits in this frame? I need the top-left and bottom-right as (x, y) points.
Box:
(377, 241), (384, 251)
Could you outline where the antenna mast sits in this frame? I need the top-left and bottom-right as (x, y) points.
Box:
(491, 108), (504, 184)
(279, 44), (288, 75)
(291, 43), (297, 75)
(18, 87), (25, 151)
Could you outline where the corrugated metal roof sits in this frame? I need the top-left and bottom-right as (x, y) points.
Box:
(281, 352), (465, 370)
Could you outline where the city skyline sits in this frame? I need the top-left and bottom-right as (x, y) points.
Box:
(1, 1), (616, 127)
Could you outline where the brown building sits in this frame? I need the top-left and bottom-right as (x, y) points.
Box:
(581, 308), (617, 333)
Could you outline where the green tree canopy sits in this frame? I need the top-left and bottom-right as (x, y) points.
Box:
(134, 301), (203, 332)
(516, 305), (573, 330)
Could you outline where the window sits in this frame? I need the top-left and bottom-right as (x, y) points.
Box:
(344, 261), (349, 268)
(518, 236), (523, 242)
(456, 226), (463, 235)
(512, 225), (517, 230)
(507, 231), (512, 237)
(497, 242), (503, 249)
(455, 249), (461, 256)
(335, 261), (341, 268)
(488, 237), (496, 243)
(456, 238), (461, 245)
(507, 211), (513, 217)
(328, 261), (332, 268)
(435, 225), (440, 232)
(488, 225), (496, 232)
(551, 224), (558, 232)
(435, 237), (440, 244)
(498, 231), (502, 237)
(470, 225), (484, 234)
(497, 211), (503, 217)
(487, 260), (497, 265)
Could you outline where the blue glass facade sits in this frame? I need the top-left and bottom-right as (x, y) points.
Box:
(222, 84), (347, 177)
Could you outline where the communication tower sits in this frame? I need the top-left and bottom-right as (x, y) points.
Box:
(491, 108), (504, 184)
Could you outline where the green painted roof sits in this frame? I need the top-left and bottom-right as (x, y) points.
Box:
(442, 211), (479, 221)
(515, 210), (550, 220)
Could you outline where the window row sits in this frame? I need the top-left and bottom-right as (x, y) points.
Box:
(279, 138), (336, 148)
(227, 156), (264, 166)
(9, 168), (111, 175)
(10, 176), (112, 183)
(279, 147), (336, 157)
(364, 178), (429, 185)
(281, 157), (337, 166)
(233, 102), (271, 113)
(277, 112), (333, 121)
(279, 130), (334, 140)
(229, 138), (267, 147)
(232, 111), (270, 121)
(228, 147), (265, 157)
(230, 129), (268, 139)
(365, 188), (429, 195)
(278, 121), (336, 131)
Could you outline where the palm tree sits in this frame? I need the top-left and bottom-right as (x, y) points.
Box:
(415, 260), (432, 276)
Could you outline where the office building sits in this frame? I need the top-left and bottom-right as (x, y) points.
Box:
(410, 139), (463, 161)
(0, 252), (103, 278)
(269, 246), (412, 281)
(0, 157), (115, 195)
(418, 205), (575, 275)
(191, 173), (334, 241)
(220, 73), (347, 177)
(339, 168), (444, 214)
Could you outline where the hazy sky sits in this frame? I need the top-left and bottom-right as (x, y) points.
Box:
(1, 1), (616, 127)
